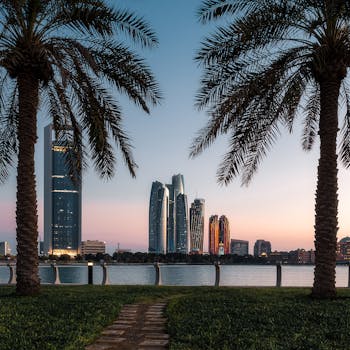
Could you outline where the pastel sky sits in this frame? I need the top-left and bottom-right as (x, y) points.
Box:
(1, 0), (350, 254)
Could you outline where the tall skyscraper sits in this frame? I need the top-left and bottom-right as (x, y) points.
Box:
(254, 239), (272, 257)
(209, 215), (219, 254)
(149, 181), (169, 254)
(176, 193), (188, 253)
(231, 239), (249, 256)
(44, 124), (81, 257)
(166, 174), (185, 253)
(149, 174), (188, 254)
(219, 215), (230, 255)
(190, 199), (205, 254)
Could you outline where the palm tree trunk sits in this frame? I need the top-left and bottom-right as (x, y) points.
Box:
(312, 78), (341, 299)
(16, 72), (40, 296)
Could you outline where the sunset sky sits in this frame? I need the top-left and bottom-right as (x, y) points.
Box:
(1, 0), (350, 255)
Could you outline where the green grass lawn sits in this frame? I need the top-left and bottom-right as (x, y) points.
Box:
(0, 285), (183, 350)
(1, 286), (350, 350)
(167, 288), (350, 350)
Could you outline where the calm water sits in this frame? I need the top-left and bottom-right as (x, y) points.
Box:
(0, 264), (348, 287)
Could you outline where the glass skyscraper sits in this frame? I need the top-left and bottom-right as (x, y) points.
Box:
(149, 181), (169, 254)
(190, 199), (205, 254)
(176, 193), (188, 253)
(166, 174), (186, 253)
(149, 174), (188, 254)
(43, 124), (81, 256)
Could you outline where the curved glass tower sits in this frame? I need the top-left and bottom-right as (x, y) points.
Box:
(219, 215), (230, 255)
(209, 215), (219, 254)
(166, 174), (185, 253)
(149, 174), (188, 254)
(149, 181), (169, 254)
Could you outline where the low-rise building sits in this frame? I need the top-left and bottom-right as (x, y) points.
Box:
(338, 237), (350, 260)
(254, 239), (271, 257)
(230, 239), (249, 256)
(80, 240), (106, 255)
(289, 249), (315, 264)
(269, 250), (289, 263)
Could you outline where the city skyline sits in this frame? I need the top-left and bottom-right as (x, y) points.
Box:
(2, 0), (350, 255)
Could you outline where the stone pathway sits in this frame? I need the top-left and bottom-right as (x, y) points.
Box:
(86, 301), (169, 350)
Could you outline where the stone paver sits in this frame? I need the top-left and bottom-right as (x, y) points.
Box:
(139, 339), (169, 346)
(85, 301), (169, 350)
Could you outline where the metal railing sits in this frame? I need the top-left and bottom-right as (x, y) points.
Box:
(2, 262), (349, 287)
(3, 262), (350, 288)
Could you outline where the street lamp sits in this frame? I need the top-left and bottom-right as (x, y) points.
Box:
(87, 261), (93, 285)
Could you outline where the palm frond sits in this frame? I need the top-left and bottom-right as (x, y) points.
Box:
(90, 41), (161, 113)
(197, 0), (261, 23)
(340, 82), (350, 168)
(0, 80), (18, 183)
(302, 84), (320, 151)
(67, 58), (137, 178)
(112, 8), (158, 48)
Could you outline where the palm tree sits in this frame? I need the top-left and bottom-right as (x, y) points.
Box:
(0, 0), (161, 296)
(191, 0), (350, 298)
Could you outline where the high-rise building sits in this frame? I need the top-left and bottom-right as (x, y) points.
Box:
(166, 174), (185, 253)
(0, 241), (11, 256)
(149, 174), (188, 254)
(219, 215), (230, 254)
(190, 199), (205, 254)
(230, 239), (249, 256)
(44, 124), (81, 257)
(209, 215), (219, 254)
(176, 193), (189, 253)
(149, 181), (169, 254)
(254, 239), (271, 257)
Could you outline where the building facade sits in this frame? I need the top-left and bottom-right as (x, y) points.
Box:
(81, 240), (106, 255)
(0, 241), (11, 256)
(230, 239), (249, 256)
(338, 236), (350, 260)
(189, 199), (205, 254)
(149, 174), (188, 254)
(176, 193), (189, 253)
(253, 239), (272, 257)
(219, 215), (230, 255)
(289, 249), (315, 264)
(209, 215), (219, 254)
(166, 174), (187, 253)
(44, 124), (81, 257)
(149, 181), (169, 254)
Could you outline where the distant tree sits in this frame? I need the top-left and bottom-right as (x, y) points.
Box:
(75, 254), (84, 262)
(0, 1), (160, 296)
(58, 254), (71, 262)
(102, 254), (112, 263)
(192, 0), (350, 298)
